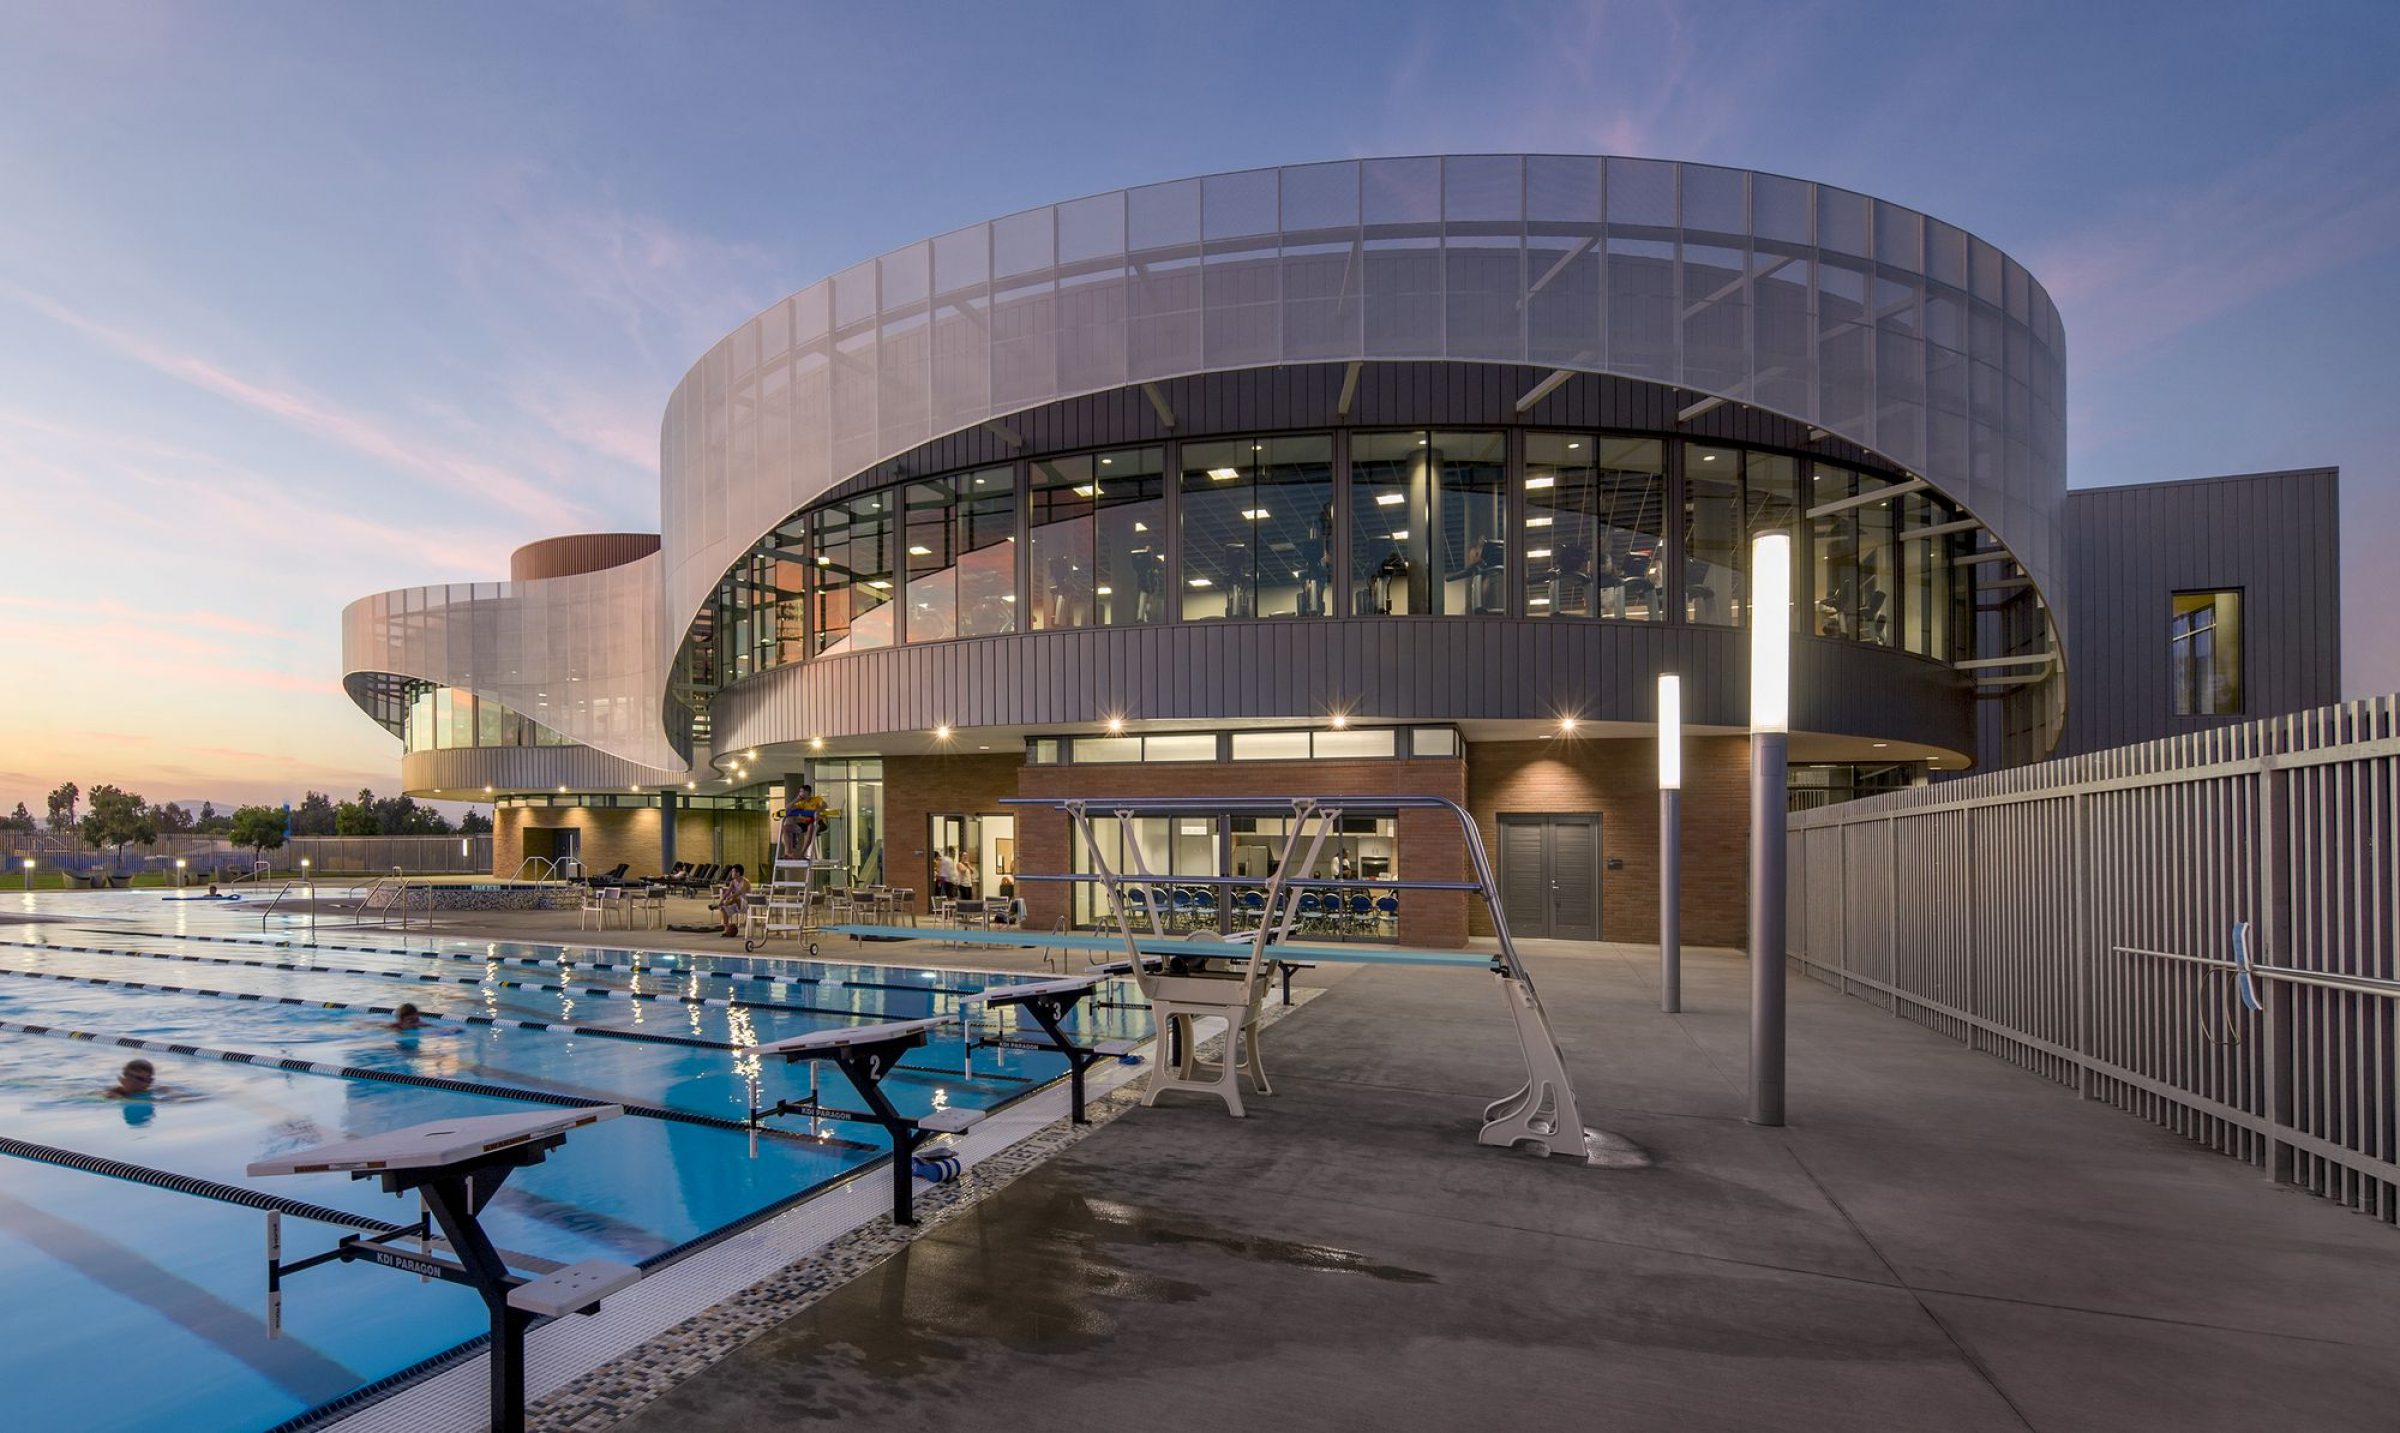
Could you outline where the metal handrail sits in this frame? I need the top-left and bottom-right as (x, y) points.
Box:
(2109, 944), (2400, 1001)
(505, 856), (563, 885)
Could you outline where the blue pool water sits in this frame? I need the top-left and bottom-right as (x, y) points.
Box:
(0, 894), (1146, 1431)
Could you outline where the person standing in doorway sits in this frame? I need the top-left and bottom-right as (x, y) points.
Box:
(936, 847), (960, 900)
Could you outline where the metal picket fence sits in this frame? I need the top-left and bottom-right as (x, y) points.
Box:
(1788, 696), (2399, 1222)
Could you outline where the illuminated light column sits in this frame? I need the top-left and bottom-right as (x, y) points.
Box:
(1748, 532), (1791, 1126)
(1657, 673), (1682, 1014)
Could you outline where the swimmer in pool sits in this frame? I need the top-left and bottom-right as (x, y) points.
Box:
(388, 1002), (424, 1031)
(104, 1059), (158, 1099)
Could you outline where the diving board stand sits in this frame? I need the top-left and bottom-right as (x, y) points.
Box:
(247, 1107), (639, 1433)
(991, 793), (1629, 1165)
(746, 1017), (985, 1226)
(959, 973), (1135, 1124)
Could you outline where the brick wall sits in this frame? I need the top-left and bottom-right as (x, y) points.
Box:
(1464, 736), (1752, 946)
(1013, 757), (1473, 946)
(880, 753), (1026, 898)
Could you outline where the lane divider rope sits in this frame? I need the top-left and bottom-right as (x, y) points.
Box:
(0, 939), (895, 1023)
(0, 961), (738, 1050)
(0, 1015), (869, 1149)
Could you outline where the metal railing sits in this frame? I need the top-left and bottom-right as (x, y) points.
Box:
(1787, 696), (2400, 1223)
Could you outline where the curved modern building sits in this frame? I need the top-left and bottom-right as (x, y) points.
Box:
(347, 154), (2087, 945)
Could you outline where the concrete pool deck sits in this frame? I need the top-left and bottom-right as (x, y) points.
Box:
(564, 934), (2400, 1433)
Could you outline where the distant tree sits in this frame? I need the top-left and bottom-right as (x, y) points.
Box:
(45, 781), (79, 833)
(80, 785), (158, 867)
(151, 801), (195, 835)
(0, 802), (32, 833)
(289, 791), (337, 837)
(228, 806), (286, 861)
(457, 809), (492, 836)
(370, 791), (450, 835)
(192, 801), (231, 835)
(334, 788), (379, 837)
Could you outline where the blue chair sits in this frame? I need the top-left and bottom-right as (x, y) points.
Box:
(1170, 887), (1195, 930)
(1238, 889), (1267, 920)
(1297, 892), (1323, 930)
(1374, 893), (1399, 936)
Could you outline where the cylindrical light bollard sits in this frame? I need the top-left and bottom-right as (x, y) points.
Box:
(1658, 672), (1682, 1014)
(1748, 532), (1791, 1127)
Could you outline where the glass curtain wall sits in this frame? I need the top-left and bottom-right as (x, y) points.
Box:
(1742, 452), (1801, 630)
(1349, 429), (1504, 615)
(402, 686), (569, 753)
(904, 465), (1015, 644)
(1180, 435), (1333, 619)
(1684, 444), (1743, 624)
(1030, 446), (1167, 629)
(683, 423), (1976, 680)
(1524, 435), (1666, 620)
(813, 492), (895, 655)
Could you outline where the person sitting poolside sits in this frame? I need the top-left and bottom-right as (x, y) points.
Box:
(104, 1058), (159, 1099)
(388, 1002), (424, 1031)
(715, 864), (750, 937)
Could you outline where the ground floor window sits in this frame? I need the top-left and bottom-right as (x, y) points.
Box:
(1068, 810), (1399, 938)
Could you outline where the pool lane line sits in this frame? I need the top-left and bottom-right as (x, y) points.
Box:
(0, 947), (1041, 1085)
(51, 925), (1067, 995)
(0, 1132), (576, 1275)
(0, 961), (747, 1050)
(0, 1184), (370, 1405)
(0, 1015), (875, 1150)
(1, 938), (931, 1024)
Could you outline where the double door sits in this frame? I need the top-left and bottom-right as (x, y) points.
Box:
(1498, 814), (1601, 941)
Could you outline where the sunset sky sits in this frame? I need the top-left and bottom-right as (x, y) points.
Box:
(2, 1), (2395, 813)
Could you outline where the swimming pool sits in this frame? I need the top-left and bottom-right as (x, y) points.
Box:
(0, 893), (1146, 1431)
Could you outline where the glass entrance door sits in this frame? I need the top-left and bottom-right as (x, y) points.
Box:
(928, 813), (1016, 902)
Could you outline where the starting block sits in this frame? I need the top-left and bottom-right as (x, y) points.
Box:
(248, 1107), (637, 1433)
(747, 1017), (981, 1226)
(959, 974), (1124, 1124)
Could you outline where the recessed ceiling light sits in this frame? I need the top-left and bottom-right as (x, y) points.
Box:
(1241, 508), (1270, 520)
(1525, 476), (1556, 490)
(1374, 492), (1404, 506)
(1187, 576), (1212, 588)
(908, 545), (932, 556)
(1207, 467), (1239, 481)
(1566, 441), (1581, 450)
(1389, 530), (1409, 540)
(1100, 457), (1114, 466)
(1872, 742), (1889, 748)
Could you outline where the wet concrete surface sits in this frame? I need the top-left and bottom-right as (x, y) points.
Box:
(615, 941), (2400, 1432)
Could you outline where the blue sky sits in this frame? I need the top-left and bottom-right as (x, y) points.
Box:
(1, 0), (2394, 809)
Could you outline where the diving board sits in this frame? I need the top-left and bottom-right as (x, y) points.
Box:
(991, 793), (1628, 1164)
(823, 923), (1493, 969)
